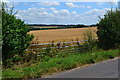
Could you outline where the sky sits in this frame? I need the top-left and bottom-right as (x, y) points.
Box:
(5, 1), (119, 25)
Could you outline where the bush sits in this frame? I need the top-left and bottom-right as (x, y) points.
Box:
(0, 3), (2, 61)
(2, 3), (34, 63)
(97, 9), (120, 50)
(83, 28), (97, 52)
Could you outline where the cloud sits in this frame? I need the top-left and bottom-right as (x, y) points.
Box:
(3, 0), (118, 2)
(38, 1), (60, 7)
(4, 2), (19, 8)
(107, 2), (118, 5)
(66, 3), (79, 7)
(49, 7), (56, 11)
(16, 7), (111, 25)
(2, 0), (10, 2)
(53, 9), (70, 17)
(63, 0), (118, 2)
(96, 2), (118, 6)
(66, 3), (92, 8)
(118, 1), (120, 9)
(85, 8), (110, 16)
(71, 11), (77, 15)
(24, 2), (29, 6)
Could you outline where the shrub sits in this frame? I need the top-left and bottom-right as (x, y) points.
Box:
(1, 3), (34, 64)
(0, 3), (2, 61)
(97, 9), (120, 50)
(83, 28), (97, 52)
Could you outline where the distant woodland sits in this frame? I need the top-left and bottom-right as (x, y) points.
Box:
(27, 24), (97, 31)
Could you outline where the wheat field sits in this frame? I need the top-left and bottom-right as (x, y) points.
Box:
(29, 27), (97, 44)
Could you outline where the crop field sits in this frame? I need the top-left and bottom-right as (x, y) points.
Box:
(29, 27), (97, 44)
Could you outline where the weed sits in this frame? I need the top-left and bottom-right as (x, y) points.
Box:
(3, 49), (119, 78)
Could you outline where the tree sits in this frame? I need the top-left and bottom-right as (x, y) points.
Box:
(0, 3), (2, 62)
(97, 9), (120, 50)
(2, 3), (34, 61)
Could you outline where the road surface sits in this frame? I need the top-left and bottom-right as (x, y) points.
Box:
(42, 58), (119, 78)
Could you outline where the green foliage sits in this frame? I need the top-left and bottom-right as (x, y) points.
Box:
(97, 9), (120, 50)
(0, 3), (2, 63)
(3, 49), (119, 78)
(84, 28), (98, 52)
(1, 3), (34, 63)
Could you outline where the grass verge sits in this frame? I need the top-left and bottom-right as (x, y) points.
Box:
(3, 49), (120, 79)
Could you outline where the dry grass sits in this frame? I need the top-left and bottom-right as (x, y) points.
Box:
(29, 27), (97, 44)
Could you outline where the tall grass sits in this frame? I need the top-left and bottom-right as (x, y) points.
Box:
(3, 49), (119, 78)
(83, 27), (98, 52)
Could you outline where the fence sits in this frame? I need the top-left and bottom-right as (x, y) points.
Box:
(30, 40), (88, 47)
(26, 40), (90, 54)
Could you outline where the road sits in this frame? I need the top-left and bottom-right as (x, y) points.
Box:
(42, 58), (119, 78)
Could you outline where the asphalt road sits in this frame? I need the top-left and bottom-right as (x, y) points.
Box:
(42, 58), (119, 78)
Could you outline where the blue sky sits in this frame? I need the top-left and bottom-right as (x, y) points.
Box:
(7, 1), (119, 25)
